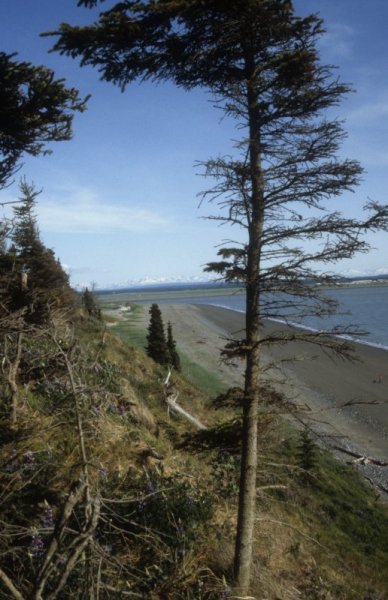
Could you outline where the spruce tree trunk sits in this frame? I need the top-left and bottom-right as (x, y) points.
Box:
(233, 78), (264, 595)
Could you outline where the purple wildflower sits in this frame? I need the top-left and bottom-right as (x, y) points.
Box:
(137, 497), (147, 512)
(118, 403), (127, 416)
(145, 480), (156, 494)
(99, 466), (108, 479)
(24, 451), (36, 471)
(42, 505), (54, 529)
(30, 533), (45, 558)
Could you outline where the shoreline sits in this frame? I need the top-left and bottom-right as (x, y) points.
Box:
(195, 304), (388, 450)
(206, 302), (388, 353)
(134, 303), (388, 491)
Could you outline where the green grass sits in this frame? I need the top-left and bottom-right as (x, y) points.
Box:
(64, 315), (388, 596)
(113, 319), (147, 349)
(314, 453), (388, 567)
(97, 288), (244, 306)
(104, 304), (147, 348)
(100, 306), (388, 597)
(104, 307), (226, 396)
(179, 353), (227, 396)
(262, 433), (388, 596)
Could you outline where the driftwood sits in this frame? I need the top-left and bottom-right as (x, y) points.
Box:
(333, 445), (388, 467)
(163, 369), (207, 430)
(166, 393), (207, 430)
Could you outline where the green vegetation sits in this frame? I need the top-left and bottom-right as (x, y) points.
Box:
(0, 290), (387, 598)
(167, 321), (181, 372)
(1, 180), (76, 324)
(1, 4), (387, 594)
(81, 287), (101, 319)
(53, 0), (388, 587)
(0, 51), (87, 189)
(146, 303), (170, 365)
(178, 353), (226, 396)
(106, 302), (226, 396)
(97, 286), (245, 305)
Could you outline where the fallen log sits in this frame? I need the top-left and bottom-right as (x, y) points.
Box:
(333, 445), (388, 467)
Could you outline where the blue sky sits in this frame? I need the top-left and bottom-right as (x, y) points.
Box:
(0, 1), (387, 289)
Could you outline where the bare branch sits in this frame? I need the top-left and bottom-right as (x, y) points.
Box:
(0, 568), (25, 600)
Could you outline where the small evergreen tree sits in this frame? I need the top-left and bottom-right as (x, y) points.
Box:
(167, 321), (181, 372)
(297, 428), (317, 483)
(82, 287), (101, 319)
(146, 304), (168, 365)
(8, 180), (75, 322)
(11, 180), (41, 257)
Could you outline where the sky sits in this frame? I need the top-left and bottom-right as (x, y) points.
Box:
(0, 0), (387, 289)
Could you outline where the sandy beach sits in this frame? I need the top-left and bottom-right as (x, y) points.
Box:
(138, 303), (388, 489)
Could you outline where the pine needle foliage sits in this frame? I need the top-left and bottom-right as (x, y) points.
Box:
(81, 287), (101, 319)
(296, 428), (317, 482)
(0, 51), (87, 189)
(167, 320), (181, 371)
(146, 303), (169, 365)
(48, 2), (388, 593)
(1, 180), (75, 323)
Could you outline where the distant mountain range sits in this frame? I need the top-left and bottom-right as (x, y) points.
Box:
(96, 279), (237, 295)
(95, 273), (388, 294)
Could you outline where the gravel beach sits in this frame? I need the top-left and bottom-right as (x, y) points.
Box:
(138, 303), (388, 491)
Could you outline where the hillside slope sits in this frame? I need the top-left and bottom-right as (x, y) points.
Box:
(0, 311), (387, 599)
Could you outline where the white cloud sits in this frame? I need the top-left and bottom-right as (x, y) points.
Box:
(36, 187), (170, 234)
(1, 185), (170, 234)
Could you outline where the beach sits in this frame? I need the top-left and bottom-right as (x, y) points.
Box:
(138, 303), (388, 488)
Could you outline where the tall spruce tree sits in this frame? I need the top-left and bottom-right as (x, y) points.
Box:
(50, 1), (388, 593)
(146, 303), (169, 366)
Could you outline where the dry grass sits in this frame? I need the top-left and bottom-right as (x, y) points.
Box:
(1, 314), (387, 600)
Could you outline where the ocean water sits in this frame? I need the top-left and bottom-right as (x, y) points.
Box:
(141, 286), (388, 351)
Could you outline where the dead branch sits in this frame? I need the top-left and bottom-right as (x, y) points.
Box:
(165, 394), (208, 430)
(91, 327), (107, 369)
(163, 368), (207, 430)
(362, 476), (388, 496)
(255, 517), (330, 552)
(0, 567), (25, 600)
(45, 496), (100, 600)
(164, 367), (172, 388)
(51, 333), (91, 509)
(31, 479), (101, 600)
(4, 331), (23, 426)
(99, 584), (144, 598)
(34, 479), (87, 594)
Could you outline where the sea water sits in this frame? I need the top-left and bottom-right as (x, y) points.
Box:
(142, 285), (388, 351)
